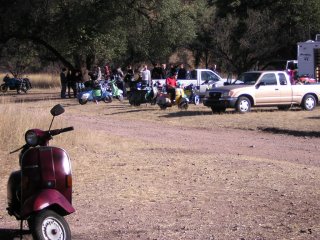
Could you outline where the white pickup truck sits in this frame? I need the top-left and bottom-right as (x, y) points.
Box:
(203, 70), (320, 113)
(152, 69), (227, 97)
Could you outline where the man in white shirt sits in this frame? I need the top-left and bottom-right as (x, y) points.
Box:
(140, 64), (151, 87)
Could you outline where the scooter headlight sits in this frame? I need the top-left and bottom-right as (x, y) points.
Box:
(25, 130), (38, 146)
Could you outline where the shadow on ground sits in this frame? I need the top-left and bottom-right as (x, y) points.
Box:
(258, 127), (320, 138)
(0, 228), (31, 240)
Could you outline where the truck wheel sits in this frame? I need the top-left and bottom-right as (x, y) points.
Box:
(211, 106), (226, 113)
(301, 94), (316, 111)
(236, 97), (251, 113)
(30, 209), (71, 240)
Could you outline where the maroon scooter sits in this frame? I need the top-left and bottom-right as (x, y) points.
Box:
(7, 104), (75, 240)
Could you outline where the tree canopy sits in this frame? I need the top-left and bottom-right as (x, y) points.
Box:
(0, 0), (320, 75)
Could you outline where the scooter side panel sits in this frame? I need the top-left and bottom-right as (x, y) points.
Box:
(21, 189), (75, 218)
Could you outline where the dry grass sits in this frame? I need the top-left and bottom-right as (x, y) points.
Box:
(1, 96), (320, 239)
(1, 97), (320, 154)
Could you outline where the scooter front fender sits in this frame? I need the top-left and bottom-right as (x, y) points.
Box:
(22, 189), (75, 218)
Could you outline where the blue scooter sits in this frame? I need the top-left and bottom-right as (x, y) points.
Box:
(77, 81), (112, 105)
(184, 83), (200, 105)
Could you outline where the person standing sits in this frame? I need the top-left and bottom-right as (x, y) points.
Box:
(140, 64), (151, 87)
(67, 69), (77, 98)
(75, 69), (84, 93)
(177, 63), (187, 79)
(96, 67), (102, 81)
(116, 67), (126, 97)
(169, 64), (178, 77)
(161, 63), (168, 79)
(151, 63), (162, 79)
(104, 63), (111, 80)
(60, 67), (68, 98)
(124, 65), (135, 90)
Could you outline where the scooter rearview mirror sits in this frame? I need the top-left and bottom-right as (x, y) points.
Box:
(49, 104), (65, 131)
(50, 104), (65, 117)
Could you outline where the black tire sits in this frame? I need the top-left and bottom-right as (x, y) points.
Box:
(79, 99), (88, 105)
(1, 84), (8, 93)
(301, 94), (316, 111)
(103, 96), (112, 103)
(179, 101), (189, 110)
(150, 99), (157, 105)
(30, 209), (71, 240)
(17, 85), (27, 94)
(159, 104), (167, 110)
(118, 94), (124, 102)
(211, 106), (226, 113)
(236, 96), (251, 113)
(21, 84), (28, 93)
(277, 105), (291, 111)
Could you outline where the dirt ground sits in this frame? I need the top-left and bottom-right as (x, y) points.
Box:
(1, 91), (320, 240)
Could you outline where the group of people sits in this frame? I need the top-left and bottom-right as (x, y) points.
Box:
(60, 68), (82, 99)
(150, 63), (188, 81)
(59, 63), (192, 99)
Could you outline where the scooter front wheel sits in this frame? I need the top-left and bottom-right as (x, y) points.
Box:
(79, 99), (88, 105)
(30, 209), (71, 240)
(103, 96), (113, 103)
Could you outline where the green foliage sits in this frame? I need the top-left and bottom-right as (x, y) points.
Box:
(0, 0), (320, 74)
(0, 39), (41, 77)
(123, 0), (197, 65)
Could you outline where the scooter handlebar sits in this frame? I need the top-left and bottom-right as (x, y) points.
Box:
(49, 126), (74, 136)
(60, 126), (74, 133)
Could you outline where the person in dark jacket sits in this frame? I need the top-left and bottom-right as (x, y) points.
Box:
(67, 69), (77, 98)
(60, 68), (68, 98)
(177, 63), (187, 80)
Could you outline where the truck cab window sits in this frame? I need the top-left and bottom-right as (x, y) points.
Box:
(278, 73), (287, 85)
(189, 70), (197, 79)
(202, 71), (219, 82)
(260, 73), (277, 85)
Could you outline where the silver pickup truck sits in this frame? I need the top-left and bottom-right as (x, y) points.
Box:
(203, 71), (320, 113)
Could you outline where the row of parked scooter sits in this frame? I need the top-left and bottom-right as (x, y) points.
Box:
(77, 79), (124, 104)
(77, 79), (200, 110)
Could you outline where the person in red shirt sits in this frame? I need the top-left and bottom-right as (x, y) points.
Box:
(166, 72), (177, 102)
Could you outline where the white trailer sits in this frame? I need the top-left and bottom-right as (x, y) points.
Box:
(297, 34), (320, 81)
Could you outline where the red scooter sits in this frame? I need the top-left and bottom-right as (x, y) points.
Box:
(7, 104), (75, 240)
